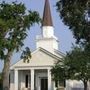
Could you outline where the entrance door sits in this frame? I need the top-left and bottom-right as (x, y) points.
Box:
(41, 78), (48, 90)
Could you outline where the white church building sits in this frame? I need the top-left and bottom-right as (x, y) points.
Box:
(10, 0), (89, 90)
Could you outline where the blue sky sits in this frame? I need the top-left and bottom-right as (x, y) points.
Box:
(0, 0), (75, 71)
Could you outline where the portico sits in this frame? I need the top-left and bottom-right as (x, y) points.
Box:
(13, 67), (52, 90)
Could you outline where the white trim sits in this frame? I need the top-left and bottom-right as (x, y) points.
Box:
(12, 66), (52, 70)
(39, 47), (62, 60)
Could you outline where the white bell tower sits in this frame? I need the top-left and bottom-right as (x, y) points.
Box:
(36, 0), (59, 53)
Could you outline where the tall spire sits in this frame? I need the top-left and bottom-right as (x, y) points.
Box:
(42, 0), (53, 26)
(36, 0), (59, 52)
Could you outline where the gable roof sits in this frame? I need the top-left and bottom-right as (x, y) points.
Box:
(54, 49), (65, 57)
(37, 47), (63, 60)
(10, 47), (63, 70)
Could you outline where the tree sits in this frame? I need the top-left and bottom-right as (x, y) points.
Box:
(64, 47), (90, 90)
(0, 1), (40, 90)
(51, 61), (66, 88)
(56, 0), (90, 45)
(51, 47), (90, 90)
(52, 0), (90, 90)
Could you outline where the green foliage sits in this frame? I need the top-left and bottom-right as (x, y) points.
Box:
(0, 1), (40, 90)
(51, 62), (65, 81)
(0, 73), (2, 80)
(64, 47), (90, 80)
(0, 1), (40, 60)
(21, 47), (31, 63)
(55, 0), (90, 81)
(52, 46), (90, 89)
(56, 0), (90, 44)
(54, 0), (90, 89)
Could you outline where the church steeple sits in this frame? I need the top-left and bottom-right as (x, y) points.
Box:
(36, 0), (59, 52)
(42, 0), (53, 26)
(42, 0), (54, 38)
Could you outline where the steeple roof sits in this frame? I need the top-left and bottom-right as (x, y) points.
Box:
(42, 0), (53, 26)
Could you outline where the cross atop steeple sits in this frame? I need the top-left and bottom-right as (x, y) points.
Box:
(42, 0), (53, 26)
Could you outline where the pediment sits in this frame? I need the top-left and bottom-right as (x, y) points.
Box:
(10, 48), (62, 70)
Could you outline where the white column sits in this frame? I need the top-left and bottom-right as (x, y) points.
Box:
(31, 69), (34, 90)
(88, 80), (90, 90)
(48, 69), (52, 90)
(14, 69), (18, 90)
(53, 81), (57, 90)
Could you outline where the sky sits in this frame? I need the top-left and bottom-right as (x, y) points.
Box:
(0, 0), (75, 71)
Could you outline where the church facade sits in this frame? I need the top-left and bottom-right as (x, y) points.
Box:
(10, 0), (64, 90)
(10, 0), (89, 90)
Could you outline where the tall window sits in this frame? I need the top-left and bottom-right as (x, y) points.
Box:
(25, 75), (28, 88)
